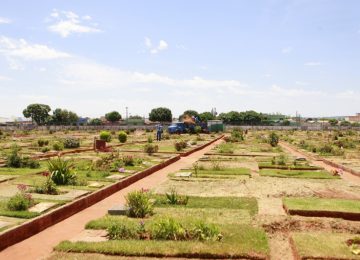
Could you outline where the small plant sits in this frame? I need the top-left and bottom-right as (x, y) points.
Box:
(126, 189), (154, 218)
(193, 162), (199, 177)
(41, 146), (50, 153)
(217, 143), (234, 154)
(150, 217), (186, 241)
(52, 141), (64, 151)
(174, 140), (187, 151)
(118, 131), (127, 143)
(6, 145), (22, 168)
(99, 131), (112, 142)
(107, 222), (138, 240)
(144, 144), (159, 155)
(34, 173), (59, 195)
(63, 137), (80, 148)
(211, 159), (223, 171)
(7, 184), (34, 211)
(190, 221), (222, 241)
(122, 155), (135, 166)
(194, 126), (202, 134)
(147, 135), (153, 143)
(48, 157), (77, 185)
(37, 139), (49, 147)
(277, 154), (287, 165)
(21, 156), (40, 169)
(231, 128), (244, 142)
(269, 132), (279, 147)
(165, 187), (189, 205)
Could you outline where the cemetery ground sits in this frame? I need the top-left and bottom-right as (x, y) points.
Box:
(0, 129), (359, 259)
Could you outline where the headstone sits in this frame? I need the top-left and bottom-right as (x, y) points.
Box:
(174, 172), (192, 177)
(88, 182), (104, 188)
(70, 229), (108, 242)
(106, 174), (126, 180)
(108, 205), (130, 215)
(62, 190), (90, 200)
(28, 202), (56, 213)
(95, 139), (106, 150)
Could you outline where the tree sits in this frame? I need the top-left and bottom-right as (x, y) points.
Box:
(340, 120), (351, 127)
(105, 111), (122, 123)
(149, 107), (172, 122)
(129, 115), (143, 119)
(180, 110), (199, 121)
(199, 112), (215, 122)
(23, 104), (51, 125)
(88, 118), (102, 126)
(51, 108), (79, 125)
(328, 119), (338, 126)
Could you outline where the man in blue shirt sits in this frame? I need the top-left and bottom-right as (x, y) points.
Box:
(156, 124), (163, 141)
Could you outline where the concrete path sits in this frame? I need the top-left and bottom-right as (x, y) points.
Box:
(0, 139), (223, 260)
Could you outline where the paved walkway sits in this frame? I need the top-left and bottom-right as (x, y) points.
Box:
(0, 139), (223, 260)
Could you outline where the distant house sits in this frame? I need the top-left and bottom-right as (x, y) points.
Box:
(346, 113), (360, 123)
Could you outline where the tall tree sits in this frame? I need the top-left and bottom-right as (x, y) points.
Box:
(199, 111), (215, 122)
(149, 107), (172, 122)
(180, 110), (199, 121)
(105, 111), (122, 123)
(51, 108), (79, 125)
(23, 104), (51, 125)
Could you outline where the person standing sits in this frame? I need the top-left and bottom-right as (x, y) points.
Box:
(156, 123), (163, 141)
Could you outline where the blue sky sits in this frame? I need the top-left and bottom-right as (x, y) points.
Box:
(0, 0), (359, 118)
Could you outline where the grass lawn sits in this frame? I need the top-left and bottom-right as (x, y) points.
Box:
(0, 165), (46, 175)
(196, 168), (251, 177)
(55, 196), (268, 258)
(283, 197), (360, 213)
(259, 169), (338, 179)
(292, 232), (360, 258)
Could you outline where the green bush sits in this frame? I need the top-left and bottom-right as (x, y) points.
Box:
(100, 131), (112, 142)
(34, 174), (59, 195)
(165, 188), (188, 205)
(7, 185), (34, 211)
(41, 146), (50, 153)
(6, 145), (22, 168)
(63, 137), (80, 148)
(269, 132), (279, 147)
(21, 156), (40, 169)
(37, 139), (49, 147)
(144, 144), (159, 155)
(48, 157), (77, 185)
(150, 217), (186, 240)
(147, 135), (153, 143)
(174, 140), (187, 151)
(52, 141), (64, 151)
(126, 189), (154, 218)
(231, 128), (244, 142)
(122, 155), (135, 166)
(190, 221), (221, 241)
(118, 131), (127, 143)
(107, 222), (138, 240)
(194, 126), (202, 134)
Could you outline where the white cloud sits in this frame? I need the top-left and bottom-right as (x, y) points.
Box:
(0, 75), (11, 80)
(270, 84), (323, 97)
(0, 17), (11, 24)
(304, 61), (321, 66)
(0, 36), (71, 60)
(295, 81), (309, 86)
(281, 46), (293, 54)
(144, 37), (168, 54)
(48, 10), (101, 37)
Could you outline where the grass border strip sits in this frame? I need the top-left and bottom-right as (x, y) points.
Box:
(283, 205), (360, 221)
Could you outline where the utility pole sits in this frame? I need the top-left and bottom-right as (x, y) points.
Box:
(126, 107), (128, 120)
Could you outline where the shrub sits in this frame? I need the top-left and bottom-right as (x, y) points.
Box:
(48, 157), (77, 185)
(99, 131), (112, 142)
(107, 222), (138, 240)
(22, 157), (40, 169)
(211, 159), (224, 171)
(194, 126), (202, 134)
(122, 155), (135, 166)
(7, 184), (34, 211)
(41, 146), (50, 153)
(163, 133), (170, 140)
(6, 145), (22, 168)
(63, 137), (80, 148)
(231, 128), (244, 142)
(165, 188), (188, 205)
(118, 131), (127, 143)
(269, 132), (279, 147)
(150, 217), (186, 240)
(174, 140), (187, 151)
(126, 189), (154, 218)
(147, 135), (153, 143)
(144, 144), (158, 155)
(190, 221), (221, 241)
(52, 141), (64, 151)
(34, 174), (59, 195)
(217, 143), (234, 154)
(277, 154), (287, 165)
(37, 139), (49, 147)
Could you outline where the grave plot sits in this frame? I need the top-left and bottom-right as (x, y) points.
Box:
(291, 232), (360, 259)
(283, 197), (360, 220)
(55, 193), (269, 259)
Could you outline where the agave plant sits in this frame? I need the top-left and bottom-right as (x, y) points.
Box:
(47, 157), (77, 185)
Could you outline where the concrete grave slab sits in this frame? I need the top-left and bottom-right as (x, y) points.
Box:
(0, 175), (16, 183)
(62, 190), (91, 200)
(0, 220), (11, 229)
(70, 229), (108, 242)
(29, 202), (56, 213)
(88, 182), (104, 188)
(106, 174), (126, 180)
(108, 205), (130, 215)
(174, 172), (192, 177)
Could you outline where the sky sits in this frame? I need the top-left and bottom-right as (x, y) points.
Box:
(0, 0), (359, 119)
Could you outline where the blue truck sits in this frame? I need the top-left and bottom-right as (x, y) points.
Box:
(167, 121), (208, 134)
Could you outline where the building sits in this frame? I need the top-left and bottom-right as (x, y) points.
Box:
(346, 113), (360, 123)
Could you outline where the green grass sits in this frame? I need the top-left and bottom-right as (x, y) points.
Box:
(259, 169), (338, 179)
(0, 165), (46, 175)
(153, 196), (258, 216)
(55, 224), (269, 258)
(196, 168), (251, 176)
(0, 200), (40, 218)
(284, 197), (360, 213)
(292, 232), (359, 258)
